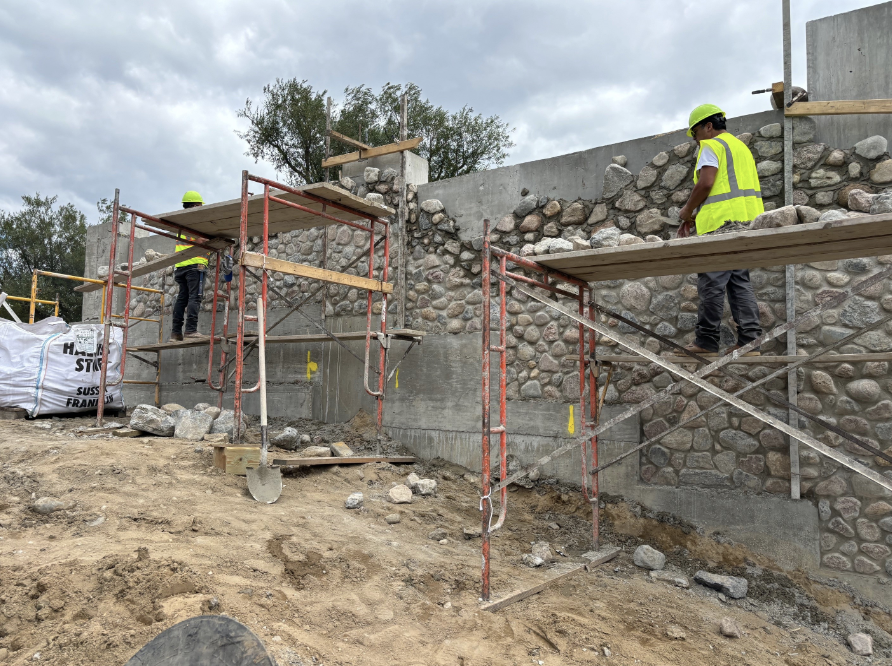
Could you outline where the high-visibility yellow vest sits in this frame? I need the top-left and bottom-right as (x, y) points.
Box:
(693, 133), (764, 235)
(174, 241), (209, 268)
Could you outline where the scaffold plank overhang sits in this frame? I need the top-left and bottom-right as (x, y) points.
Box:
(240, 252), (393, 293)
(535, 212), (892, 282)
(154, 182), (394, 239)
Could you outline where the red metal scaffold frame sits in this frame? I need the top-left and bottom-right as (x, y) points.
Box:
(94, 171), (394, 445)
(480, 218), (599, 602)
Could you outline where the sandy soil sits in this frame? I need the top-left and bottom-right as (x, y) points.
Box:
(0, 412), (889, 665)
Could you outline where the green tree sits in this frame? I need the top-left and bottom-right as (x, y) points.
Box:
(237, 80), (514, 185)
(0, 194), (88, 322)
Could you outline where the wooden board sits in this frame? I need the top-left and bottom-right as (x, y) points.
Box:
(126, 329), (425, 353)
(150, 182), (393, 242)
(786, 99), (892, 116)
(75, 237), (232, 293)
(213, 445), (261, 475)
(270, 455), (416, 467)
(481, 546), (620, 612)
(535, 213), (892, 282)
(328, 130), (370, 150)
(322, 138), (423, 168)
(241, 252), (393, 293)
(596, 352), (892, 365)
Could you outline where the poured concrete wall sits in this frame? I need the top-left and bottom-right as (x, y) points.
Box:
(807, 2), (892, 149)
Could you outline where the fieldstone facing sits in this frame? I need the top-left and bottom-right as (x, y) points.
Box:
(130, 404), (176, 437)
(602, 164), (634, 198)
(854, 135), (888, 160)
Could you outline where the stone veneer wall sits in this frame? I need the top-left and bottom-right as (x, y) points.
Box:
(123, 118), (892, 579)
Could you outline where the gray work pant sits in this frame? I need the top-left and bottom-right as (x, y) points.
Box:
(694, 270), (762, 352)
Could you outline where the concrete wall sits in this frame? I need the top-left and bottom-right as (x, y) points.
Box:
(418, 111), (782, 242)
(807, 2), (892, 149)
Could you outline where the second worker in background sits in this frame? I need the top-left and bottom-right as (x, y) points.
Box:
(170, 190), (208, 341)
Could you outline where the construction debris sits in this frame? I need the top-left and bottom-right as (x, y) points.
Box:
(693, 571), (749, 599)
(632, 544), (666, 571)
(344, 492), (363, 509)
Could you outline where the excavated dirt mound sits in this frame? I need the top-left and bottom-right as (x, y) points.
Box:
(0, 414), (890, 665)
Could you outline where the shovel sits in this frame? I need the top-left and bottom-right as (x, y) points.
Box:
(247, 297), (282, 503)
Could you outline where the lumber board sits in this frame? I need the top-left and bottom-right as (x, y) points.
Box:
(322, 137), (423, 168)
(125, 329), (425, 353)
(481, 546), (620, 612)
(535, 213), (892, 282)
(270, 455), (416, 466)
(74, 238), (232, 293)
(785, 99), (892, 116)
(152, 182), (393, 241)
(241, 252), (393, 293)
(328, 130), (370, 150)
(213, 445), (261, 475)
(596, 353), (892, 365)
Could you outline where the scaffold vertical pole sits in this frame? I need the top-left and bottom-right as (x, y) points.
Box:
(586, 286), (600, 549)
(233, 171), (250, 443)
(782, 0), (800, 499)
(480, 218), (492, 602)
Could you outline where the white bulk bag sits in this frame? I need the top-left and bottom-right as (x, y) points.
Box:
(0, 317), (125, 416)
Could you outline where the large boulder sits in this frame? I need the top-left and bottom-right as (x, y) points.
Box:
(750, 205), (798, 230)
(210, 409), (246, 437)
(130, 404), (176, 436)
(272, 427), (300, 450)
(174, 410), (214, 441)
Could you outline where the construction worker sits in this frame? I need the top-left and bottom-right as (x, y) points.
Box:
(170, 190), (208, 341)
(677, 104), (764, 357)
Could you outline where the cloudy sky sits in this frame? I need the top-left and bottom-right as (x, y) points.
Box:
(0, 0), (880, 222)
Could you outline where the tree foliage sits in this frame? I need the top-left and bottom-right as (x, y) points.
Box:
(237, 80), (514, 185)
(0, 194), (88, 322)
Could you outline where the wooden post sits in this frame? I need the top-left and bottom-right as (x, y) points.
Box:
(398, 92), (408, 328)
(323, 96), (332, 327)
(782, 0), (800, 500)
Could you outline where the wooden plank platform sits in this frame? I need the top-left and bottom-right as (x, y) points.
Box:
(535, 213), (892, 282)
(126, 329), (425, 353)
(75, 237), (232, 293)
(270, 455), (416, 466)
(241, 252), (393, 293)
(596, 352), (892, 365)
(155, 182), (393, 240)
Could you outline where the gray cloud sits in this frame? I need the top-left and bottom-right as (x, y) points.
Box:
(0, 0), (878, 222)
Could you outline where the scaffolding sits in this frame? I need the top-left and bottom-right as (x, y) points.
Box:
(480, 211), (892, 601)
(81, 171), (423, 444)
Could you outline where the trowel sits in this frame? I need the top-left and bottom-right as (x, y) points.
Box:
(247, 297), (282, 503)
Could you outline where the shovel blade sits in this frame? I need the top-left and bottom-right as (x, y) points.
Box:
(246, 465), (282, 503)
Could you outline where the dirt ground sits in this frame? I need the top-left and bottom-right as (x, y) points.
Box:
(1, 412), (891, 665)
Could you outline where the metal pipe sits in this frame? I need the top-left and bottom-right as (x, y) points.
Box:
(480, 218), (492, 602)
(5, 295), (56, 306)
(96, 188), (120, 426)
(375, 212), (391, 448)
(503, 271), (578, 299)
(363, 224), (384, 399)
(248, 173), (387, 227)
(233, 171), (250, 443)
(207, 251), (223, 390)
(490, 253), (508, 532)
(587, 286), (599, 549)
(155, 292), (164, 407)
(782, 0), (800, 500)
(490, 246), (589, 289)
(266, 194), (376, 234)
(119, 206), (212, 244)
(106, 211), (137, 389)
(133, 223), (221, 252)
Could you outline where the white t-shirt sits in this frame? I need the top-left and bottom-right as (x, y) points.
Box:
(696, 143), (719, 172)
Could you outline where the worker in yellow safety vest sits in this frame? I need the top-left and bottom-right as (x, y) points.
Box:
(170, 190), (208, 341)
(677, 104), (764, 358)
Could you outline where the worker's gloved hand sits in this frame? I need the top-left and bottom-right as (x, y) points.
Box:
(221, 254), (234, 283)
(676, 220), (693, 239)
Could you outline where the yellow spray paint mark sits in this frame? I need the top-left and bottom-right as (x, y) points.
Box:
(306, 350), (318, 380)
(395, 368), (400, 389)
(568, 405), (575, 434)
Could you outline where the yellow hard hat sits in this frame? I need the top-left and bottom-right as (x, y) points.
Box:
(687, 104), (725, 137)
(182, 190), (204, 204)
